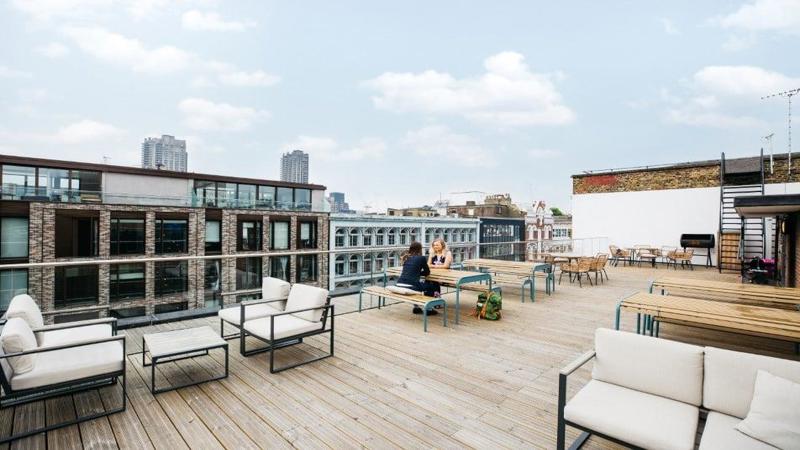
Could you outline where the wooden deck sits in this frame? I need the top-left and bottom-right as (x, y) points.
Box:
(4, 265), (799, 449)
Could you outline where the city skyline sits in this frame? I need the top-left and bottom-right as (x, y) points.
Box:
(0, 1), (798, 211)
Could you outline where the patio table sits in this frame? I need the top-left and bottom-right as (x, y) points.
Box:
(462, 258), (553, 300)
(143, 326), (229, 394)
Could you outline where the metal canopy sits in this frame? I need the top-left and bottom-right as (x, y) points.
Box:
(734, 194), (800, 217)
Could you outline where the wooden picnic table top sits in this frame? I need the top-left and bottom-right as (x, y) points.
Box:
(548, 253), (586, 259)
(462, 258), (546, 269)
(620, 292), (800, 341)
(385, 267), (490, 286)
(651, 277), (800, 307)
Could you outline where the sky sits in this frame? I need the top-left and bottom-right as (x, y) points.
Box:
(0, 0), (798, 212)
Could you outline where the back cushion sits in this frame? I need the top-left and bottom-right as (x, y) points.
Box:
(1, 318), (37, 374)
(262, 277), (291, 310)
(592, 328), (704, 405)
(285, 284), (329, 322)
(704, 346), (800, 418)
(5, 294), (44, 329)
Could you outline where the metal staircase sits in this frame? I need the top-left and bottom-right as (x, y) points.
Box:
(718, 151), (766, 273)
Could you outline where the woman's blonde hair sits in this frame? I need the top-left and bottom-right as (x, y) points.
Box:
(431, 238), (447, 253)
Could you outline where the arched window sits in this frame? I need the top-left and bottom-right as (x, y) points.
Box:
(399, 228), (409, 245)
(335, 229), (345, 247)
(348, 254), (359, 274)
(388, 228), (397, 245)
(363, 253), (373, 273)
(410, 228), (418, 243)
(461, 229), (467, 242)
(375, 253), (385, 272)
(335, 255), (345, 276)
(376, 228), (385, 246)
(362, 228), (373, 247)
(388, 252), (397, 267)
(349, 228), (360, 247)
(425, 228), (433, 244)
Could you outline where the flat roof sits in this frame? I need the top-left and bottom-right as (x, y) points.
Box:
(734, 194), (800, 217)
(0, 153), (326, 190)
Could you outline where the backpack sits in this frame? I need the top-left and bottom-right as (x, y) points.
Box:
(473, 290), (502, 320)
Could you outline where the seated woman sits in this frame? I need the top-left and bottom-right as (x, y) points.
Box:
(428, 238), (453, 269)
(396, 241), (440, 315)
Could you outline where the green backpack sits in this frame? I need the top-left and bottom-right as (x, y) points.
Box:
(474, 291), (502, 321)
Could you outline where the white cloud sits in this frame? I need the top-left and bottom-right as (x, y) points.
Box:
(0, 66), (32, 79)
(364, 51), (575, 128)
(63, 26), (192, 74)
(721, 33), (757, 51)
(528, 149), (562, 159)
(178, 97), (270, 131)
(0, 119), (125, 144)
(660, 18), (680, 35)
(665, 110), (767, 128)
(718, 0), (800, 33)
(693, 65), (800, 97)
(280, 136), (386, 161)
(403, 125), (492, 167)
(181, 10), (255, 31)
(36, 42), (70, 58)
(8, 0), (113, 22)
(218, 70), (280, 87)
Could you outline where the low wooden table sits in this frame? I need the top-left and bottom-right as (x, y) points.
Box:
(143, 326), (229, 394)
(650, 277), (800, 310)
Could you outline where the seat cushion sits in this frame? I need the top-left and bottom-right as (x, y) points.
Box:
(699, 412), (775, 450)
(5, 294), (44, 329)
(593, 328), (704, 405)
(1, 318), (37, 374)
(11, 340), (124, 391)
(284, 284), (329, 322)
(262, 277), (291, 306)
(243, 315), (323, 341)
(218, 303), (281, 326)
(565, 380), (699, 450)
(387, 285), (420, 295)
(704, 346), (800, 418)
(36, 324), (112, 347)
(735, 370), (800, 450)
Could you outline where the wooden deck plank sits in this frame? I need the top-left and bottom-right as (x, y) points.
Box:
(73, 390), (120, 450)
(10, 402), (44, 450)
(45, 396), (81, 450)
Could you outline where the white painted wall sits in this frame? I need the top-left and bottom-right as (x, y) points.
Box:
(103, 172), (192, 206)
(572, 182), (800, 266)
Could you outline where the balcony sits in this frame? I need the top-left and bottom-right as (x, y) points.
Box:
(0, 185), (102, 204)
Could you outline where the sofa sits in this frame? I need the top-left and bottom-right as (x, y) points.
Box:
(557, 328), (800, 450)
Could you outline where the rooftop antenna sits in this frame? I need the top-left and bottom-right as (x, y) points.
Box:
(102, 155), (111, 164)
(762, 88), (800, 178)
(763, 133), (775, 174)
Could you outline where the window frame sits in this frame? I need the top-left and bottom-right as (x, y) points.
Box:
(155, 218), (189, 254)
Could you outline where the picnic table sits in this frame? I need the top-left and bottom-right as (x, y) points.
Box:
(462, 258), (553, 301)
(650, 277), (800, 310)
(615, 292), (800, 348)
(385, 267), (492, 324)
(549, 253), (585, 264)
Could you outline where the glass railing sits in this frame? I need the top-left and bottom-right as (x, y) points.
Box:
(1, 185), (103, 203)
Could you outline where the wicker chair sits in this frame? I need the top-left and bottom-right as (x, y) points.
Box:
(589, 254), (610, 283)
(637, 248), (658, 268)
(609, 245), (628, 267)
(560, 257), (594, 287)
(667, 249), (694, 270)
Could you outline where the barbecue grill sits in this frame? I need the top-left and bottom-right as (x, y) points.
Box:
(679, 233), (715, 267)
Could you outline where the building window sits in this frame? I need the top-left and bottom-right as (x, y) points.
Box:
(298, 221), (317, 249)
(270, 256), (290, 281)
(216, 182), (236, 208)
(55, 212), (99, 258)
(388, 253), (397, 267)
(295, 189), (311, 211)
(110, 263), (145, 301)
(55, 266), (98, 307)
(376, 229), (385, 246)
(205, 220), (222, 253)
(362, 229), (373, 247)
(238, 220), (262, 251)
(363, 254), (373, 273)
(335, 229), (345, 247)
(387, 229), (396, 245)
(276, 187), (293, 209)
(237, 184), (257, 208)
(236, 257), (262, 290)
(1, 165), (37, 199)
(375, 254), (385, 272)
(193, 180), (216, 207)
(297, 255), (317, 282)
(204, 259), (221, 308)
(257, 186), (275, 208)
(399, 229), (407, 245)
(154, 261), (188, 296)
(155, 219), (188, 254)
(349, 228), (359, 247)
(0, 269), (27, 312)
(410, 229), (418, 243)
(271, 221), (289, 250)
(335, 255), (345, 276)
(348, 254), (359, 274)
(0, 217), (28, 260)
(110, 218), (145, 255)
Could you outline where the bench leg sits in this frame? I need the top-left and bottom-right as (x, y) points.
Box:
(358, 291), (362, 312)
(443, 302), (448, 328)
(423, 308), (428, 332)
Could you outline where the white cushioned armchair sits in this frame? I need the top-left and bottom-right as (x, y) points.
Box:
(218, 277), (291, 352)
(3, 294), (117, 345)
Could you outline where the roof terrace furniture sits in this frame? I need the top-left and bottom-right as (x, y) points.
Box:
(650, 277), (800, 310)
(218, 277), (291, 347)
(0, 317), (126, 444)
(3, 294), (117, 345)
(240, 284), (333, 373)
(557, 328), (800, 450)
(142, 325), (228, 394)
(359, 286), (447, 332)
(667, 249), (694, 270)
(588, 254), (609, 283)
(462, 258), (553, 301)
(559, 257), (594, 287)
(637, 248), (658, 267)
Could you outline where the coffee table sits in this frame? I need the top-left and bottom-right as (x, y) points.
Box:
(143, 325), (228, 394)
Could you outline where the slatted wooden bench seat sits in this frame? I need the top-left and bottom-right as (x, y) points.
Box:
(650, 277), (800, 310)
(615, 292), (800, 348)
(462, 259), (554, 302)
(358, 286), (447, 332)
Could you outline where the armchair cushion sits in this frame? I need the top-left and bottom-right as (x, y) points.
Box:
(592, 328), (704, 405)
(218, 303), (281, 326)
(243, 315), (323, 341)
(564, 379), (699, 450)
(36, 324), (112, 347)
(284, 284), (329, 322)
(735, 370), (800, 450)
(1, 318), (37, 374)
(262, 277), (291, 310)
(5, 294), (44, 329)
(699, 412), (775, 450)
(11, 340), (124, 391)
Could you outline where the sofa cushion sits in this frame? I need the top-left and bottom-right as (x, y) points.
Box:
(592, 328), (704, 405)
(11, 340), (124, 391)
(262, 277), (291, 310)
(704, 346), (800, 418)
(242, 315), (323, 341)
(36, 324), (112, 347)
(564, 379), (699, 450)
(218, 303), (281, 326)
(699, 412), (775, 450)
(5, 294), (44, 329)
(284, 284), (329, 322)
(1, 318), (37, 374)
(735, 370), (800, 450)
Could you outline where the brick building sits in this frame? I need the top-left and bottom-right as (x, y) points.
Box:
(0, 154), (328, 324)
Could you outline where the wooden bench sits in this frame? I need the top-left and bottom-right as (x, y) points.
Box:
(462, 259), (554, 302)
(650, 277), (800, 310)
(358, 286), (447, 332)
(615, 292), (800, 348)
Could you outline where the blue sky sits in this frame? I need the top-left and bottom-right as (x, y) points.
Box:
(0, 0), (798, 211)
